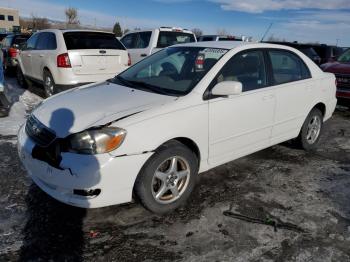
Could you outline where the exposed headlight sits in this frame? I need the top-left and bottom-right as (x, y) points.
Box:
(69, 127), (126, 154)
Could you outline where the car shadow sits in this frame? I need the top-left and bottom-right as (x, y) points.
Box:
(19, 107), (101, 261)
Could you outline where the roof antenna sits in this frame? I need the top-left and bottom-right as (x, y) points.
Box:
(260, 23), (273, 42)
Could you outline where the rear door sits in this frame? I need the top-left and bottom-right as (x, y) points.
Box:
(64, 32), (128, 75)
(267, 49), (314, 144)
(31, 32), (57, 80)
(120, 31), (152, 64)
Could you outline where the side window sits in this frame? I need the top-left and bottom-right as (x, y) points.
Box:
(134, 31), (151, 49)
(35, 33), (46, 50)
(213, 50), (267, 92)
(8, 15), (14, 21)
(120, 33), (135, 49)
(0, 15), (4, 21)
(46, 33), (57, 50)
(26, 34), (39, 50)
(269, 50), (311, 85)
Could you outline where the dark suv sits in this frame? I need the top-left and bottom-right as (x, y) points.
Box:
(321, 48), (350, 103)
(2, 33), (31, 73)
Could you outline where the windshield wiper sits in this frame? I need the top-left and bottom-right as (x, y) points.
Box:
(110, 75), (135, 88)
(111, 76), (179, 96)
(126, 80), (176, 96)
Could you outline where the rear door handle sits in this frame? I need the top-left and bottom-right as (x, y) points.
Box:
(39, 54), (44, 57)
(27, 54), (31, 57)
(140, 54), (147, 57)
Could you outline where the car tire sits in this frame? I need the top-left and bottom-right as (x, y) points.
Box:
(43, 70), (56, 98)
(134, 140), (198, 214)
(295, 108), (323, 151)
(16, 66), (27, 89)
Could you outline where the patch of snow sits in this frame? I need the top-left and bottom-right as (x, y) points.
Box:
(0, 78), (42, 136)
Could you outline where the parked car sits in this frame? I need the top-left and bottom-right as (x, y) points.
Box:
(265, 41), (321, 65)
(2, 33), (30, 73)
(120, 27), (196, 64)
(17, 29), (130, 97)
(321, 48), (350, 103)
(18, 42), (336, 213)
(312, 44), (345, 64)
(198, 35), (251, 42)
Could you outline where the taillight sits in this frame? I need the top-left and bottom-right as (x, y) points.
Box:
(335, 78), (338, 87)
(128, 53), (131, 66)
(57, 53), (71, 68)
(8, 47), (18, 58)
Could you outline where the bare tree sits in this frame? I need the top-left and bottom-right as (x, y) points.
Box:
(191, 28), (203, 38)
(266, 34), (286, 42)
(25, 14), (50, 30)
(65, 7), (79, 28)
(216, 28), (228, 35)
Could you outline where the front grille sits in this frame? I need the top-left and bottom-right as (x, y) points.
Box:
(335, 74), (350, 90)
(25, 114), (56, 147)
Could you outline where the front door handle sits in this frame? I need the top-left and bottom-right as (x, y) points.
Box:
(27, 54), (31, 57)
(262, 94), (274, 100)
(140, 53), (147, 57)
(39, 54), (44, 57)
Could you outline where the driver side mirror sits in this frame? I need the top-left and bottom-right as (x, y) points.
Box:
(211, 81), (242, 97)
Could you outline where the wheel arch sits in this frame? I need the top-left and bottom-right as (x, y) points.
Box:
(156, 137), (201, 166)
(313, 102), (326, 118)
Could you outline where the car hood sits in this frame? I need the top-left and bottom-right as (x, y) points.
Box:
(322, 62), (350, 74)
(33, 82), (176, 138)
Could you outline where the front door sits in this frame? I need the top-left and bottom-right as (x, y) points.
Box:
(208, 49), (276, 167)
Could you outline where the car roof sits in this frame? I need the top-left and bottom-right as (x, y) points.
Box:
(38, 29), (114, 34)
(173, 41), (301, 52)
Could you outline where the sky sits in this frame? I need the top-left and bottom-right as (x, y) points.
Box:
(0, 0), (349, 46)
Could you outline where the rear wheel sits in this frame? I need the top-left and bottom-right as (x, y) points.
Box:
(295, 108), (323, 151)
(43, 70), (56, 98)
(16, 66), (27, 89)
(134, 141), (198, 214)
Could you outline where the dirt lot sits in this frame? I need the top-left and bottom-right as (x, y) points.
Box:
(0, 77), (350, 261)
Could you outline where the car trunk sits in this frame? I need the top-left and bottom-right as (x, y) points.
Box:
(63, 31), (126, 75)
(69, 49), (124, 75)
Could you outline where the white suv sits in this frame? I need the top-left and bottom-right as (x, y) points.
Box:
(120, 27), (196, 64)
(17, 29), (130, 97)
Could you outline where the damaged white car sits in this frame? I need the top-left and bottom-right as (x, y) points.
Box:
(18, 42), (337, 213)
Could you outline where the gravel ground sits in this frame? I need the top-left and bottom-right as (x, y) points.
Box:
(0, 77), (350, 261)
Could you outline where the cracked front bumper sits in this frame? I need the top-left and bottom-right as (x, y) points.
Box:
(17, 125), (152, 208)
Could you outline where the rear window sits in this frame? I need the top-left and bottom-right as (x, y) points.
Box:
(157, 31), (195, 48)
(63, 32), (126, 50)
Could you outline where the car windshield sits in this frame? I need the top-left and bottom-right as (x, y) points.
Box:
(338, 49), (350, 63)
(114, 46), (228, 96)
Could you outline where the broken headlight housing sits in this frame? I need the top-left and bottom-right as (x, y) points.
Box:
(68, 127), (126, 154)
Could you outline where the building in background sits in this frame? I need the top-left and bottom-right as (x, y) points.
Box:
(0, 7), (19, 32)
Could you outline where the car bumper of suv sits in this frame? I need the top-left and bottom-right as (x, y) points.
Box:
(17, 125), (152, 208)
(336, 88), (350, 99)
(5, 57), (18, 68)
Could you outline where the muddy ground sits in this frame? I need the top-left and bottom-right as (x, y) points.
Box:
(0, 78), (350, 261)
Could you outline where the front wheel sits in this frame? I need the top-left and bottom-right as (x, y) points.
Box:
(134, 141), (198, 214)
(296, 108), (323, 151)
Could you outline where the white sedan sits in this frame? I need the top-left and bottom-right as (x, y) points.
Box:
(17, 42), (337, 213)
